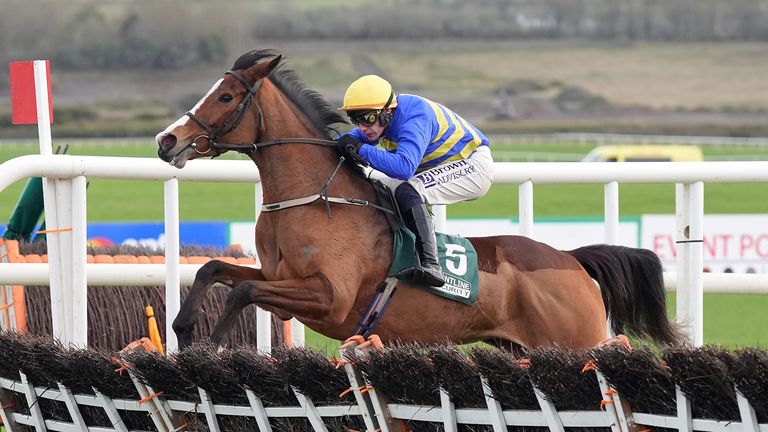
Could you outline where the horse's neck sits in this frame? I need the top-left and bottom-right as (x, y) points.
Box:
(253, 146), (337, 201)
(251, 83), (345, 203)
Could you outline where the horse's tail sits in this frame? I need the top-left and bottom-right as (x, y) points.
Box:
(567, 244), (684, 346)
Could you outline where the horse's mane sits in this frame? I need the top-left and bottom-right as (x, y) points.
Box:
(232, 49), (348, 140)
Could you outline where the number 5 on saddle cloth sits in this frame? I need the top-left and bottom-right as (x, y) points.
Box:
(389, 226), (479, 304)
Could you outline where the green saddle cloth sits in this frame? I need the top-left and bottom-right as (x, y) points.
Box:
(388, 226), (479, 305)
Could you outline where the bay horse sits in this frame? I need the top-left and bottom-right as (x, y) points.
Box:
(156, 49), (682, 352)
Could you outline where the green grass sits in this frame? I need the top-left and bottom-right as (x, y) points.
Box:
(1, 138), (767, 351)
(667, 293), (768, 348)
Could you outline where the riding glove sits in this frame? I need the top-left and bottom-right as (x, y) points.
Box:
(336, 135), (369, 166)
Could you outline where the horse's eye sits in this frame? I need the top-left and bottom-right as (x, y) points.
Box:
(219, 94), (234, 103)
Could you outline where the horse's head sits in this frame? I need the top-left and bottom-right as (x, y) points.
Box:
(156, 54), (282, 168)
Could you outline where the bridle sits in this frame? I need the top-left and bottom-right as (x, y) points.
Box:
(183, 69), (337, 155)
(181, 67), (394, 219)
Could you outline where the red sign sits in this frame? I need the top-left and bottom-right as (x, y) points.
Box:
(9, 60), (54, 125)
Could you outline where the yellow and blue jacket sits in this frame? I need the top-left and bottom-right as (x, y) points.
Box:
(348, 94), (489, 180)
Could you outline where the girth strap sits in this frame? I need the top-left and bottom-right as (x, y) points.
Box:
(262, 194), (377, 212)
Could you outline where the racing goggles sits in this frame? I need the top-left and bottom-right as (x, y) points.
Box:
(349, 110), (380, 127)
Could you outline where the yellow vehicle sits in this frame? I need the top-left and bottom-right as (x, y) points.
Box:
(581, 145), (703, 162)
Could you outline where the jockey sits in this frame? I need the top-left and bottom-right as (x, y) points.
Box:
(337, 75), (494, 287)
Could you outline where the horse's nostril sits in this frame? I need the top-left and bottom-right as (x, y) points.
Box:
(159, 134), (177, 150)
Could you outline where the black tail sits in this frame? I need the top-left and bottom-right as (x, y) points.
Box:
(567, 244), (683, 345)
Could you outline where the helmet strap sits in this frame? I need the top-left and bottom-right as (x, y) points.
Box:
(378, 91), (395, 126)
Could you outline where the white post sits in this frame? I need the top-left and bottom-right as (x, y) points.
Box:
(601, 181), (619, 337)
(256, 308), (272, 354)
(604, 181), (619, 244)
(290, 318), (305, 347)
(164, 179), (180, 353)
(675, 184), (688, 336)
(33, 60), (53, 155)
(254, 182), (272, 353)
(33, 60), (67, 341)
(432, 204), (447, 233)
(518, 180), (533, 238)
(54, 178), (73, 341)
(688, 182), (704, 346)
(71, 175), (88, 347)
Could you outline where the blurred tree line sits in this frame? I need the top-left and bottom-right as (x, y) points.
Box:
(0, 0), (230, 71)
(2, 0), (768, 72)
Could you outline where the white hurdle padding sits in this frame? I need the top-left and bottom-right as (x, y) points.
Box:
(57, 381), (88, 430)
(245, 388), (273, 432)
(19, 371), (47, 431)
(736, 391), (760, 432)
(291, 387), (329, 432)
(480, 375), (507, 432)
(92, 387), (130, 432)
(439, 387), (459, 432)
(124, 367), (171, 431)
(533, 383), (565, 432)
(198, 387), (221, 432)
(675, 386), (693, 432)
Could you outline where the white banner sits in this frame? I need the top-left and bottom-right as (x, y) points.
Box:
(642, 214), (768, 273)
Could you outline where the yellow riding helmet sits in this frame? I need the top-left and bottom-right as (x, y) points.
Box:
(341, 75), (398, 111)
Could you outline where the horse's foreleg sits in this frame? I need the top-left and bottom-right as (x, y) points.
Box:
(173, 260), (264, 348)
(210, 273), (335, 348)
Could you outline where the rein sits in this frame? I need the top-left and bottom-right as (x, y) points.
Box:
(185, 67), (393, 219)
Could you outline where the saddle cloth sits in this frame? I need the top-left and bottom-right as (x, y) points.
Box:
(388, 225), (479, 305)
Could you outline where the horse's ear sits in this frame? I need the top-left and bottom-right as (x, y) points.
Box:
(247, 55), (282, 81)
(267, 55), (282, 73)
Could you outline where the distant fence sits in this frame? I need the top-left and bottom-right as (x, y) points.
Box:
(490, 133), (768, 147)
(3, 132), (768, 150)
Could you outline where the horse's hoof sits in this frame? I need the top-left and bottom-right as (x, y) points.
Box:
(340, 335), (365, 348)
(121, 338), (159, 354)
(359, 334), (384, 350)
(368, 335), (383, 348)
(599, 334), (632, 350)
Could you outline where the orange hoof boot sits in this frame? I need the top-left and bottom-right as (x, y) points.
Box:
(359, 334), (384, 350)
(599, 334), (632, 350)
(121, 337), (158, 354)
(341, 335), (365, 349)
(367, 334), (384, 349)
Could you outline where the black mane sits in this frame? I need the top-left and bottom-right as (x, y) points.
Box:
(232, 49), (348, 139)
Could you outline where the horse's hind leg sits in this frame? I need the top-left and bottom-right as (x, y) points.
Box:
(210, 274), (335, 348)
(173, 260), (264, 348)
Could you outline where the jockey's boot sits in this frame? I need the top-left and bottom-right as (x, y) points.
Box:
(395, 204), (445, 287)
